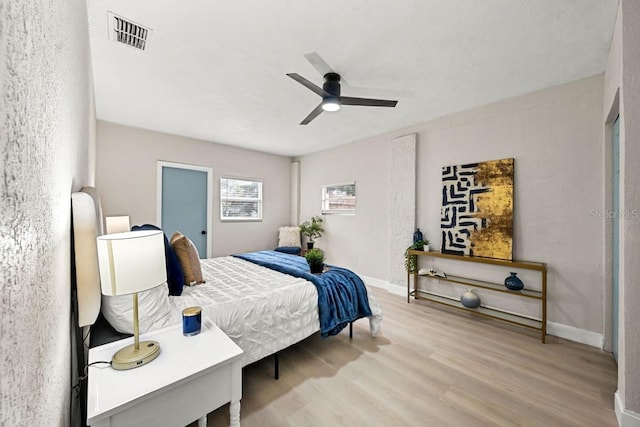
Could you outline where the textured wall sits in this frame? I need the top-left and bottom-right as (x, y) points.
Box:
(0, 1), (94, 425)
(388, 134), (416, 287)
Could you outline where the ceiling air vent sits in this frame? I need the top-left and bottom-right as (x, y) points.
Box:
(108, 12), (151, 51)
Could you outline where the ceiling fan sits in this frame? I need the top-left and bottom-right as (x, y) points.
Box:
(286, 71), (398, 125)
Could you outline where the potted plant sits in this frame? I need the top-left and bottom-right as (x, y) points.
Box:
(299, 215), (324, 249)
(423, 238), (431, 251)
(405, 240), (427, 272)
(305, 248), (325, 274)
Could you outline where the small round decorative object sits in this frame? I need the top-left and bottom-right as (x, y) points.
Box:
(460, 289), (481, 308)
(504, 272), (524, 290)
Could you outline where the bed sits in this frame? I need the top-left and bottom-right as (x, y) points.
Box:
(72, 187), (383, 369)
(167, 254), (381, 365)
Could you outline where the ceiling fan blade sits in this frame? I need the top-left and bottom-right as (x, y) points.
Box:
(303, 52), (353, 87)
(300, 103), (324, 125)
(303, 52), (333, 77)
(339, 96), (398, 107)
(286, 73), (327, 97)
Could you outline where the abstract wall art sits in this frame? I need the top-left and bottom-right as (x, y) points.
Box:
(441, 158), (514, 260)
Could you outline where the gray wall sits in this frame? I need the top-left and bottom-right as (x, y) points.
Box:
(298, 137), (391, 279)
(299, 74), (605, 336)
(0, 1), (95, 425)
(604, 0), (640, 419)
(96, 121), (293, 256)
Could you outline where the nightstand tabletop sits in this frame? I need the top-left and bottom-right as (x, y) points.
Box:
(87, 321), (243, 427)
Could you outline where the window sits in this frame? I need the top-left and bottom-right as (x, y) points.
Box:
(322, 182), (356, 214)
(220, 177), (262, 221)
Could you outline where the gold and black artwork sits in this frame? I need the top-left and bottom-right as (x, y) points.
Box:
(440, 158), (514, 260)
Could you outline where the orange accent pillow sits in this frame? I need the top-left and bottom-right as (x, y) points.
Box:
(170, 232), (205, 286)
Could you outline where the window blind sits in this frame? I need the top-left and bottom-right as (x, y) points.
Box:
(220, 177), (263, 220)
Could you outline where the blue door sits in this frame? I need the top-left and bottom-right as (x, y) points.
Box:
(161, 166), (208, 258)
(612, 116), (620, 362)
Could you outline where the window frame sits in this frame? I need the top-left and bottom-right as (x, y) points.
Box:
(219, 176), (263, 222)
(321, 181), (356, 215)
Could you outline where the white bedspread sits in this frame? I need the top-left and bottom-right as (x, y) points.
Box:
(167, 256), (382, 366)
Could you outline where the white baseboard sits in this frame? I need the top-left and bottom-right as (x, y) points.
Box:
(616, 391), (640, 427)
(359, 276), (405, 296)
(546, 321), (603, 348)
(360, 275), (605, 348)
(386, 283), (405, 296)
(360, 275), (389, 290)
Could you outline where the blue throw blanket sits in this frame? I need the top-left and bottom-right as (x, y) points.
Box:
(233, 250), (372, 338)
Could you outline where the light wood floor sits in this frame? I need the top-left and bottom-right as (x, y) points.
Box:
(191, 287), (618, 427)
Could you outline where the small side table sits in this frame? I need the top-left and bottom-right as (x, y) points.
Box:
(87, 322), (243, 427)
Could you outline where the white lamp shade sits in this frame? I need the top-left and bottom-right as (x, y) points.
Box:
(96, 230), (167, 296)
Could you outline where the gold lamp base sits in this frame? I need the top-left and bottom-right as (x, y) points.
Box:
(111, 340), (161, 370)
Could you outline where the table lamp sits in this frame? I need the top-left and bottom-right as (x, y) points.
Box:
(96, 230), (167, 370)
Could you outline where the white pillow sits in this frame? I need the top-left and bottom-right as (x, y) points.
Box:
(278, 226), (301, 247)
(101, 285), (173, 334)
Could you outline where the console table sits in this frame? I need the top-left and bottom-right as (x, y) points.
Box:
(407, 250), (547, 342)
(87, 322), (243, 427)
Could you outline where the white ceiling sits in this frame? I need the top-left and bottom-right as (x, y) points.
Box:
(87, 0), (618, 157)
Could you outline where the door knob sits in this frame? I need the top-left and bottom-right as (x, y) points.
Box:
(201, 230), (207, 235)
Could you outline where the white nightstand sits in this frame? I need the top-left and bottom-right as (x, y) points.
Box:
(87, 321), (243, 427)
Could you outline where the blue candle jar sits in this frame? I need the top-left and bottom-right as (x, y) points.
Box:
(182, 306), (202, 336)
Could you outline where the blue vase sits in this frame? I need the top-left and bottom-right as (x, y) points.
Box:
(504, 272), (524, 290)
(413, 228), (424, 243)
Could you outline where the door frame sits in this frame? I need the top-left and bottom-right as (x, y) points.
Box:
(602, 90), (620, 354)
(611, 114), (620, 361)
(156, 161), (214, 258)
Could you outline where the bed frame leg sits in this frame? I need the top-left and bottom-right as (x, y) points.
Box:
(349, 322), (353, 339)
(274, 353), (279, 380)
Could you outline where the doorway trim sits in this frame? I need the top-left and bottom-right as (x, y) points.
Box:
(602, 89), (620, 354)
(156, 161), (214, 257)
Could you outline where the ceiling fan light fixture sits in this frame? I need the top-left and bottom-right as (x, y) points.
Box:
(287, 69), (396, 124)
(322, 99), (340, 112)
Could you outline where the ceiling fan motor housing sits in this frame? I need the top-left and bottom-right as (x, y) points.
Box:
(322, 72), (341, 98)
